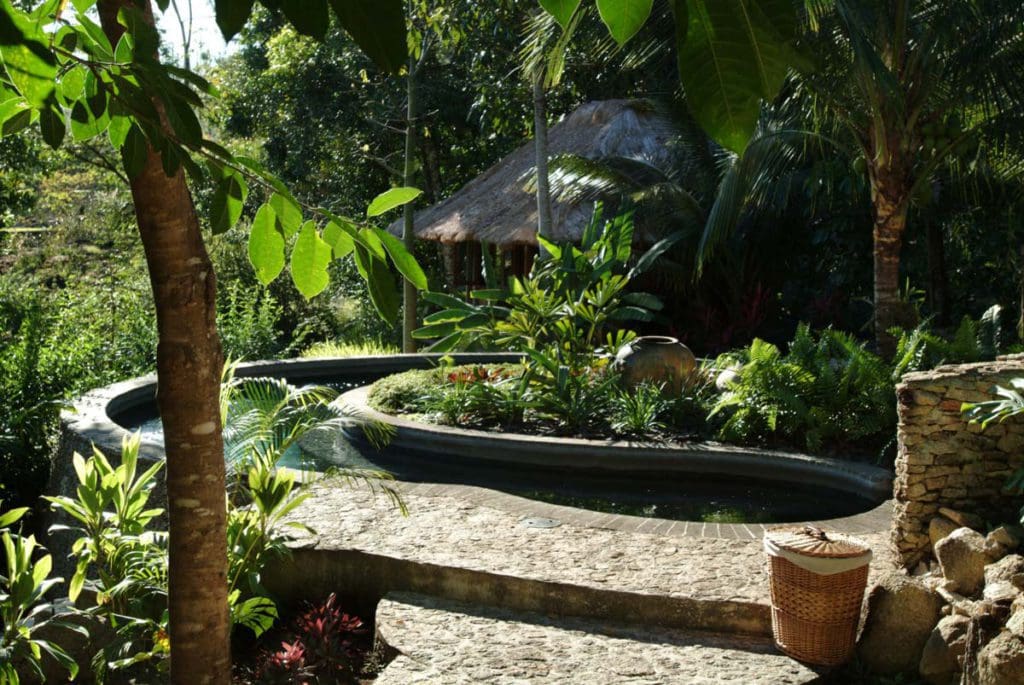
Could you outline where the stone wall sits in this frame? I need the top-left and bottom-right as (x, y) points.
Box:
(892, 356), (1024, 566)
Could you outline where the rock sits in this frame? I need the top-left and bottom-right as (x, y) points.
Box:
(919, 614), (970, 685)
(930, 516), (960, 549)
(977, 632), (1024, 685)
(987, 526), (1021, 551)
(1008, 609), (1024, 638)
(715, 367), (740, 391)
(938, 507), (984, 530)
(984, 554), (1024, 591)
(983, 580), (1020, 606)
(936, 528), (994, 596)
(858, 572), (945, 675)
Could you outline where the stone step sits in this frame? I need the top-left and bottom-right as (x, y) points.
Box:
(268, 484), (895, 637)
(373, 592), (826, 684)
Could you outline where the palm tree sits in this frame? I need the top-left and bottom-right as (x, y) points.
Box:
(795, 0), (1024, 354)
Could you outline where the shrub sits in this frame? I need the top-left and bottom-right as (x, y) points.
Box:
(710, 325), (894, 453)
(611, 382), (669, 437)
(0, 503), (81, 684)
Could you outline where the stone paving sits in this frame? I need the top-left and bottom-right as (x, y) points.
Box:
(278, 480), (896, 682)
(283, 480), (895, 610)
(374, 593), (824, 684)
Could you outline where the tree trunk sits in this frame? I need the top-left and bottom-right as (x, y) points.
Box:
(532, 69), (553, 242)
(926, 218), (951, 327)
(401, 51), (418, 353)
(98, 3), (230, 683)
(871, 171), (910, 356)
(1018, 241), (1024, 342)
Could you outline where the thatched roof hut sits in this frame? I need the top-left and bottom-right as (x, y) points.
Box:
(390, 99), (676, 248)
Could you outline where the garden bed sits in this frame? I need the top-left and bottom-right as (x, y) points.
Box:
(345, 383), (893, 501)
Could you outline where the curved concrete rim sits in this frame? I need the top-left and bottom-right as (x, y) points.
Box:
(61, 353), (893, 536)
(341, 384), (893, 501)
(62, 353), (525, 464)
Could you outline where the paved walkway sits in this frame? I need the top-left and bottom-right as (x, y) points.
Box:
(375, 593), (824, 684)
(278, 480), (896, 682)
(284, 480), (894, 609)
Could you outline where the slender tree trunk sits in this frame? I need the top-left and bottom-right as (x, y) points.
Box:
(926, 218), (951, 327)
(1018, 240), (1024, 342)
(871, 170), (910, 356)
(532, 69), (553, 242)
(401, 51), (418, 353)
(98, 2), (230, 683)
(417, 127), (442, 204)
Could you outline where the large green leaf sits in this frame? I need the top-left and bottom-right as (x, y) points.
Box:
(248, 204), (285, 285)
(327, 0), (407, 74)
(38, 105), (64, 148)
(596, 0), (654, 46)
(366, 186), (422, 217)
(290, 221), (332, 298)
(539, 0), (583, 29)
(269, 192), (302, 238)
(371, 227), (427, 290)
(0, 4), (57, 108)
(215, 0), (255, 41)
(353, 244), (400, 324)
(323, 220), (356, 259)
(677, 0), (799, 153)
(210, 171), (248, 235)
(281, 0), (330, 41)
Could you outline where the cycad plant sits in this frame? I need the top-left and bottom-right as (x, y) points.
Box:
(219, 363), (393, 487)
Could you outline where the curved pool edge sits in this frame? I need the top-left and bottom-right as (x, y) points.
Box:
(59, 353), (526, 464)
(52, 353), (894, 548)
(340, 385), (894, 502)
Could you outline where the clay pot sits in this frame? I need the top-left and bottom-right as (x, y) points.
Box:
(614, 336), (696, 396)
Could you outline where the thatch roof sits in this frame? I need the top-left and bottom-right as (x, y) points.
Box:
(389, 99), (676, 247)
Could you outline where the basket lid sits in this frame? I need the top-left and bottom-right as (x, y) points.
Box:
(765, 526), (871, 559)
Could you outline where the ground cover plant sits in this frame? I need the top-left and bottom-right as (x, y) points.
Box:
(372, 302), (1009, 462)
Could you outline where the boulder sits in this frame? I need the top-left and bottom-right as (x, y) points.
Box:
(977, 632), (1024, 685)
(1007, 595), (1024, 631)
(936, 528), (993, 596)
(938, 507), (984, 530)
(858, 572), (945, 675)
(986, 526), (1021, 555)
(919, 614), (970, 685)
(984, 554), (1024, 591)
(930, 516), (960, 550)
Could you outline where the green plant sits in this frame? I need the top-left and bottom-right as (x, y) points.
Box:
(220, 365), (393, 482)
(963, 379), (1024, 524)
(218, 281), (285, 362)
(710, 325), (895, 453)
(0, 503), (82, 684)
(45, 434), (164, 605)
(300, 339), (400, 358)
(892, 306), (1004, 378)
(611, 382), (669, 437)
(421, 379), (477, 425)
(526, 349), (619, 433)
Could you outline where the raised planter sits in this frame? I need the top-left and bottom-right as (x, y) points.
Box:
(341, 384), (893, 500)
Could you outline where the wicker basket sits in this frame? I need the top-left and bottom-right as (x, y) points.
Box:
(764, 526), (872, 666)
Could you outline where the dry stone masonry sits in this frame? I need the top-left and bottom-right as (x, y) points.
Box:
(893, 356), (1024, 567)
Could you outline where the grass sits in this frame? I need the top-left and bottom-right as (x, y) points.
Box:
(301, 339), (399, 358)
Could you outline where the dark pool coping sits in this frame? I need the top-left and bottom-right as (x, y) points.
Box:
(340, 385), (893, 501)
(58, 354), (894, 540)
(61, 353), (525, 464)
